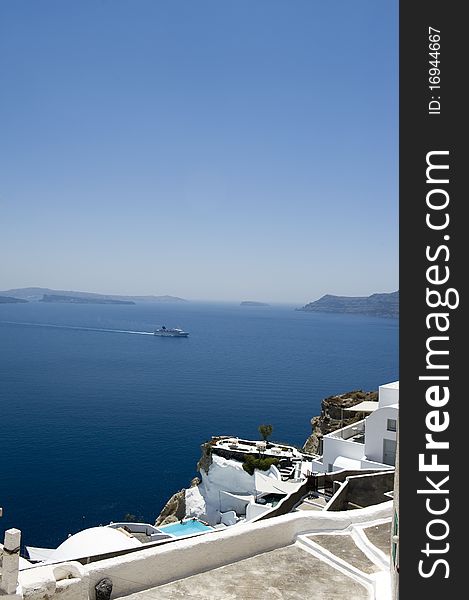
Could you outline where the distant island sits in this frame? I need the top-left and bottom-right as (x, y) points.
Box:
(0, 295), (29, 304)
(297, 291), (399, 318)
(240, 301), (270, 307)
(0, 287), (187, 304)
(40, 294), (136, 305)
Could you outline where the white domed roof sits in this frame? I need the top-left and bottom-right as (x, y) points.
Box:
(52, 526), (141, 561)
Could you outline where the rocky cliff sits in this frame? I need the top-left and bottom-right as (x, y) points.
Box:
(154, 489), (186, 526)
(303, 389), (378, 455)
(154, 477), (201, 526)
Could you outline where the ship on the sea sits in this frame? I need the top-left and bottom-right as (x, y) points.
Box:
(153, 326), (189, 337)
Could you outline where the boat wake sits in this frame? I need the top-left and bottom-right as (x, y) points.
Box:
(0, 321), (154, 335)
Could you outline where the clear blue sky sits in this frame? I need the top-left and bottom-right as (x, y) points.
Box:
(0, 0), (398, 303)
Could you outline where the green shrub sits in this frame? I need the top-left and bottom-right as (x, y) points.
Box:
(258, 424), (273, 441)
(242, 454), (279, 475)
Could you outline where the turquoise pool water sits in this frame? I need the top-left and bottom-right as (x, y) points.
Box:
(159, 520), (213, 537)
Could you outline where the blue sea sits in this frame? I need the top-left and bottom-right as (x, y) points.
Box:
(0, 302), (398, 549)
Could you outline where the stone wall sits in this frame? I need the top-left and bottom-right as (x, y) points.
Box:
(326, 471), (395, 511)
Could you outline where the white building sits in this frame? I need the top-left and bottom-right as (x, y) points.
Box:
(312, 381), (399, 473)
(9, 503), (394, 600)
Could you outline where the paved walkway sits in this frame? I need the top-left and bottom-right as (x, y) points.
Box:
(362, 522), (391, 557)
(307, 533), (380, 574)
(121, 544), (370, 600)
(120, 519), (392, 600)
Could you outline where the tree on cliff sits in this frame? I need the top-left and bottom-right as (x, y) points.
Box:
(258, 424), (273, 441)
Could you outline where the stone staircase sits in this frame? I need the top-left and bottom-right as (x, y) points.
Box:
(278, 464), (295, 481)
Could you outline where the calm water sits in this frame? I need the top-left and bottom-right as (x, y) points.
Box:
(0, 302), (398, 548)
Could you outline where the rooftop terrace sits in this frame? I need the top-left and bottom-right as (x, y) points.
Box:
(213, 436), (312, 460)
(120, 520), (391, 600)
(13, 502), (392, 600)
(326, 420), (366, 444)
(122, 545), (369, 599)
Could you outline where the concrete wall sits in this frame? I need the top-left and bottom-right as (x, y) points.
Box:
(245, 503), (270, 521)
(256, 479), (311, 521)
(364, 406), (398, 464)
(322, 436), (365, 471)
(310, 458), (325, 471)
(326, 472), (395, 511)
(219, 491), (251, 515)
(18, 503), (392, 600)
(378, 382), (399, 408)
(318, 468), (391, 486)
(360, 458), (394, 470)
(348, 471), (395, 506)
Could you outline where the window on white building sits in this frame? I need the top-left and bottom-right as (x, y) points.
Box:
(387, 419), (397, 432)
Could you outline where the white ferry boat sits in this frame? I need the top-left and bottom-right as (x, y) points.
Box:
(153, 326), (189, 337)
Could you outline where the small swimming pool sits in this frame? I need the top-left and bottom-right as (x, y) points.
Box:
(159, 520), (214, 537)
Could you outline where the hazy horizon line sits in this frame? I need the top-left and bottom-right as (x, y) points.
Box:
(0, 284), (399, 306)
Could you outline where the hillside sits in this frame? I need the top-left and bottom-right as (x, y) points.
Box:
(297, 291), (399, 318)
(39, 294), (135, 305)
(0, 295), (29, 304)
(0, 287), (187, 303)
